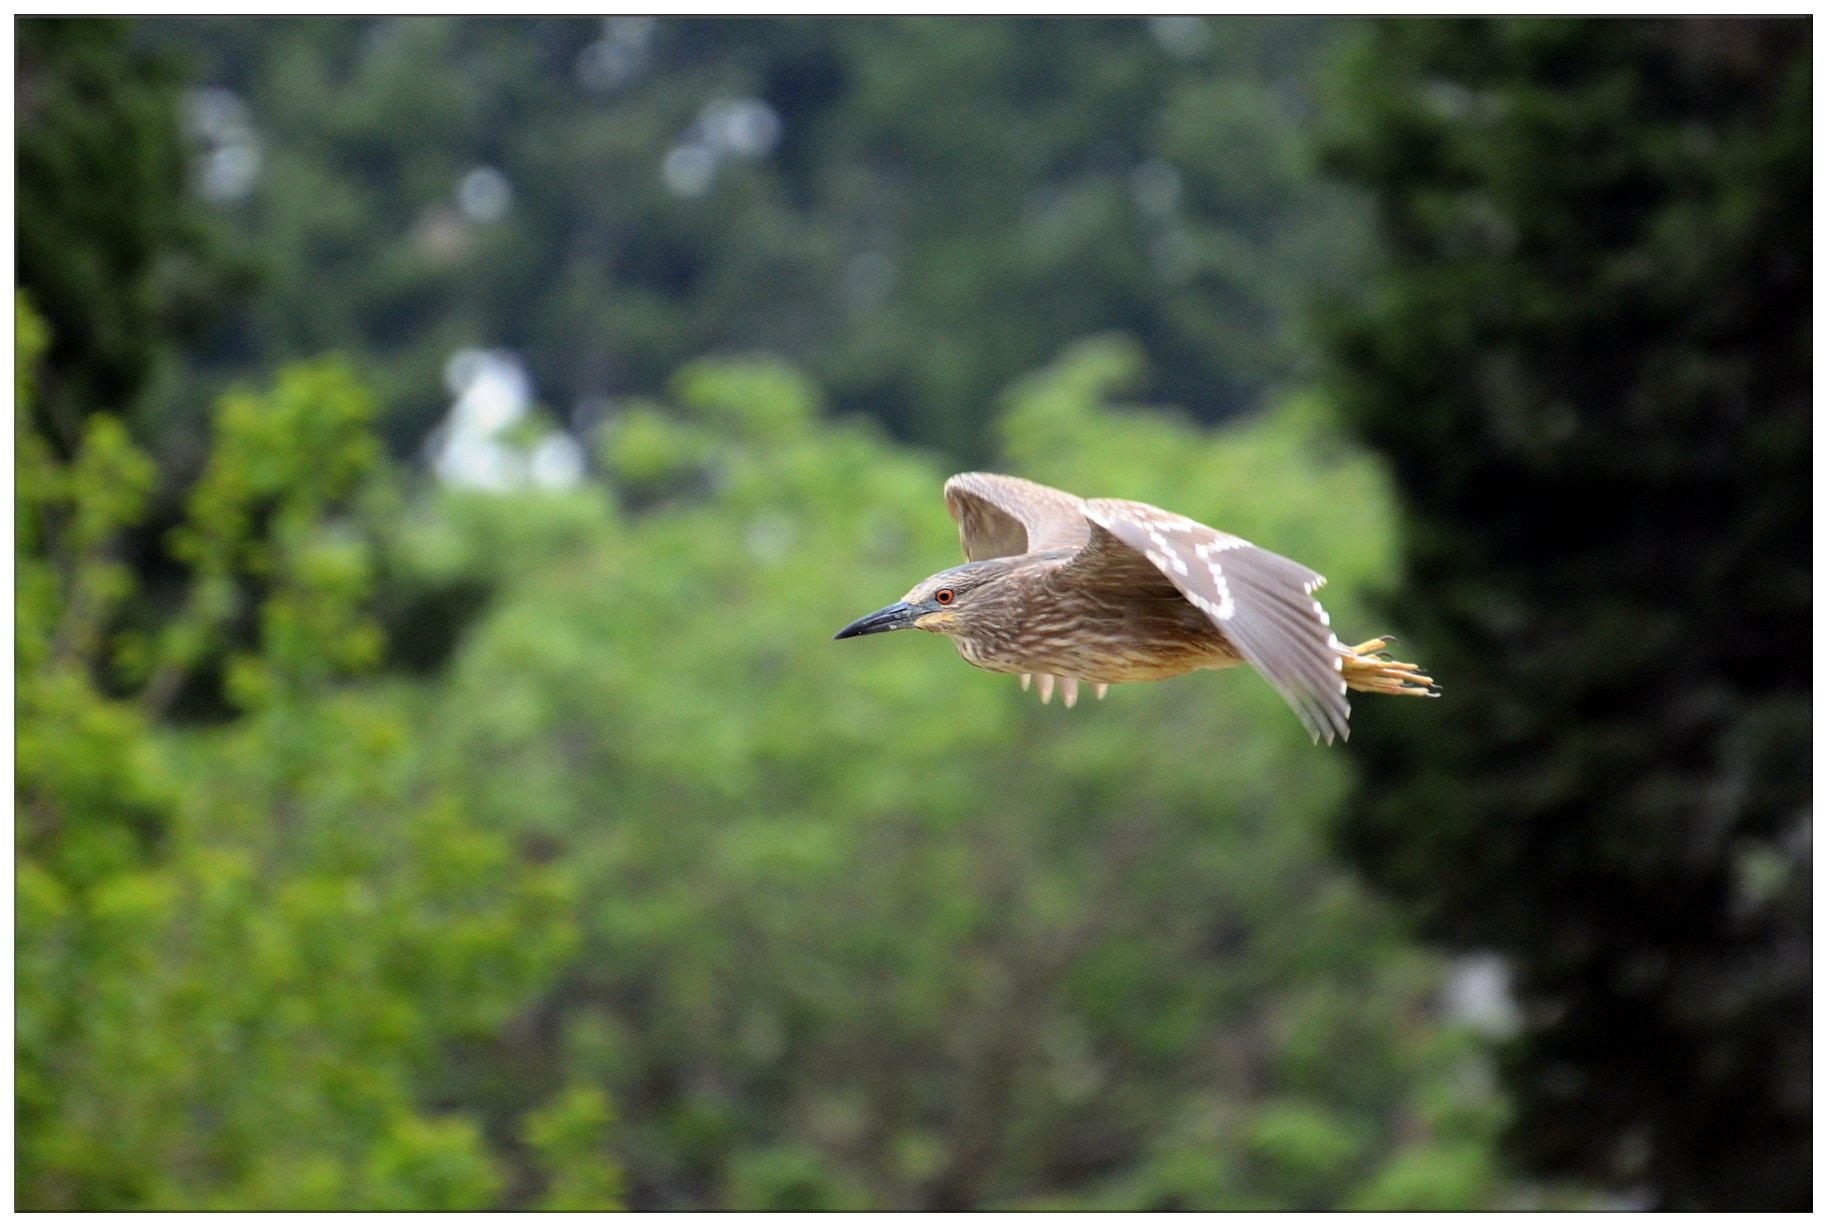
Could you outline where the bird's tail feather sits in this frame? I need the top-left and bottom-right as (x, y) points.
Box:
(1340, 637), (1438, 697)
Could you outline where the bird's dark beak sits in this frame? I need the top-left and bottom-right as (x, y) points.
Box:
(833, 601), (918, 640)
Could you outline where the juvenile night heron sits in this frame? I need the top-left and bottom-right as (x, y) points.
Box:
(835, 472), (1436, 744)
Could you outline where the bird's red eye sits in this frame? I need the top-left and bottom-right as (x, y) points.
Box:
(935, 589), (955, 605)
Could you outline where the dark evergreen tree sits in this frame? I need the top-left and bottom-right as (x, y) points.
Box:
(1319, 18), (1809, 1209)
(16, 18), (245, 454)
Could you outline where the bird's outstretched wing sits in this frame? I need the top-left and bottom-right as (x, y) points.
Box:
(1073, 498), (1351, 745)
(944, 472), (1092, 561)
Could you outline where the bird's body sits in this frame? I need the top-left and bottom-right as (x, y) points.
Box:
(836, 472), (1436, 743)
(917, 550), (1242, 684)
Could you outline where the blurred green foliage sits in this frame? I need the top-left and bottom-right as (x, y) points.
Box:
(134, 17), (1367, 461)
(16, 293), (607, 1209)
(15, 279), (1509, 1206)
(392, 342), (1506, 1209)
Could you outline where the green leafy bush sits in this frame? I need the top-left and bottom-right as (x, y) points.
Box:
(404, 343), (1505, 1208)
(16, 288), (1507, 1211)
(15, 294), (608, 1210)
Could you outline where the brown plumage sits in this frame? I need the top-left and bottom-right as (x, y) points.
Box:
(835, 472), (1436, 744)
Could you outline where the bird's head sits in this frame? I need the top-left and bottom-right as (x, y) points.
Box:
(833, 559), (1014, 640)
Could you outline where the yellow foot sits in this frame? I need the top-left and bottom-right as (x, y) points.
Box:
(1037, 674), (1055, 704)
(1341, 636), (1438, 697)
(1061, 677), (1079, 708)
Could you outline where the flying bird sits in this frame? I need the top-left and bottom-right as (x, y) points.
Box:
(834, 472), (1436, 744)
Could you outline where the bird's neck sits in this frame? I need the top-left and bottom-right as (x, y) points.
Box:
(941, 557), (1062, 671)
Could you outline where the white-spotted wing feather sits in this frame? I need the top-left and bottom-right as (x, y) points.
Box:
(1078, 499), (1351, 744)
